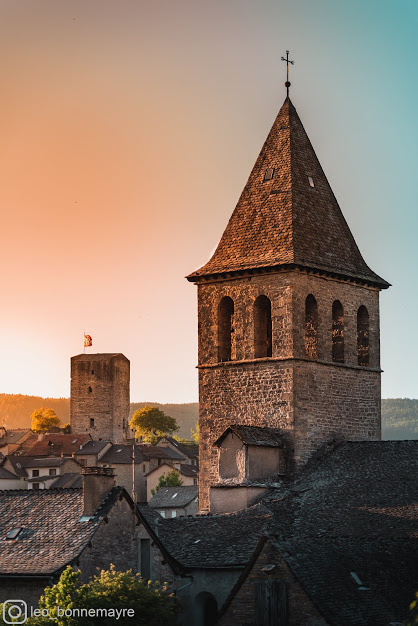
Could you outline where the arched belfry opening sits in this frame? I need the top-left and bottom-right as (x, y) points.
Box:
(357, 305), (370, 366)
(218, 296), (235, 362)
(254, 295), (272, 358)
(305, 294), (318, 359)
(332, 300), (344, 363)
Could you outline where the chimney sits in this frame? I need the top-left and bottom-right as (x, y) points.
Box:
(82, 467), (115, 517)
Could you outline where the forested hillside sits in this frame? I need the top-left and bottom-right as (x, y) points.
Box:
(0, 394), (416, 440)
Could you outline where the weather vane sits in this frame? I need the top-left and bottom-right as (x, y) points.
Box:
(281, 50), (294, 97)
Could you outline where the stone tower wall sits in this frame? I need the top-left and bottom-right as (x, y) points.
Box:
(197, 271), (381, 510)
(70, 354), (130, 442)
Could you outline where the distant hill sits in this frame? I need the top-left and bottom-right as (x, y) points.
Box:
(0, 394), (416, 440)
(381, 398), (418, 440)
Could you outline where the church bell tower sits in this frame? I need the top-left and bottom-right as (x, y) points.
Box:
(187, 96), (389, 511)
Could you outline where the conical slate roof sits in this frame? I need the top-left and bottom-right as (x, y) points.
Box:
(187, 98), (389, 288)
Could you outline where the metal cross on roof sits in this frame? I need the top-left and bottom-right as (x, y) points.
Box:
(281, 50), (294, 97)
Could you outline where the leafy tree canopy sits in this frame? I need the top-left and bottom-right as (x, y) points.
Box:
(0, 565), (181, 626)
(30, 407), (61, 433)
(129, 406), (178, 445)
(190, 421), (199, 444)
(151, 469), (183, 496)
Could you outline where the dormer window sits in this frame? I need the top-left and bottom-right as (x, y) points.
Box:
(263, 168), (275, 182)
(308, 176), (315, 188)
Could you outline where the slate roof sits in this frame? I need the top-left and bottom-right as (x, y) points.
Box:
(148, 486), (198, 509)
(0, 430), (31, 445)
(74, 440), (111, 455)
(0, 487), (124, 575)
(220, 440), (418, 625)
(152, 440), (416, 622)
(99, 444), (149, 465)
(161, 438), (199, 460)
(187, 98), (389, 289)
(214, 425), (284, 448)
(26, 434), (91, 457)
(137, 445), (174, 460)
(157, 505), (271, 568)
(11, 457), (69, 469)
(5, 456), (29, 477)
(178, 464), (198, 477)
(0, 466), (19, 480)
(50, 473), (83, 488)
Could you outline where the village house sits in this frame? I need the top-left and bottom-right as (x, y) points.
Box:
(2, 455), (82, 490)
(0, 467), (188, 609)
(148, 485), (198, 518)
(145, 461), (198, 501)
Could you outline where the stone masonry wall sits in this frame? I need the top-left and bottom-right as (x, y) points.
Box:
(218, 540), (327, 626)
(197, 271), (381, 510)
(70, 354), (130, 442)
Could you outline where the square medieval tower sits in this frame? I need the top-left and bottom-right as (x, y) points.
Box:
(70, 353), (130, 443)
(187, 97), (390, 511)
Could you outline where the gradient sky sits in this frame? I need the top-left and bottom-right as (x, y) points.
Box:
(0, 0), (416, 403)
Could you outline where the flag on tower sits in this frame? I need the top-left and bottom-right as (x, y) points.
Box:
(84, 334), (92, 347)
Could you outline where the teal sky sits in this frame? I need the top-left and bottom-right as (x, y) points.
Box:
(0, 0), (416, 402)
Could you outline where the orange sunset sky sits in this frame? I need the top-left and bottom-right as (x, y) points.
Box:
(0, 1), (416, 403)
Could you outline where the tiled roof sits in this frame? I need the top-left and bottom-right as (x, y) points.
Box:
(0, 487), (123, 575)
(5, 456), (29, 477)
(26, 434), (91, 457)
(148, 486), (198, 509)
(99, 444), (149, 465)
(214, 425), (284, 448)
(187, 98), (389, 289)
(74, 440), (111, 455)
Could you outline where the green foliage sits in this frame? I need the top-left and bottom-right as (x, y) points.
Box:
(129, 406), (178, 445)
(0, 394), (70, 429)
(404, 591), (418, 625)
(381, 399), (418, 440)
(190, 421), (199, 444)
(30, 407), (61, 433)
(151, 469), (183, 496)
(0, 565), (181, 626)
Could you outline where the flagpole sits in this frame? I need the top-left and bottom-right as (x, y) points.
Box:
(83, 331), (85, 354)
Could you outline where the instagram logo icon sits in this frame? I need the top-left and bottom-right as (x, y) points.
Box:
(2, 600), (27, 624)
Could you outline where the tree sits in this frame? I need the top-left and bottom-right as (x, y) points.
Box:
(190, 421), (199, 444)
(30, 407), (61, 433)
(151, 469), (183, 496)
(0, 565), (181, 626)
(129, 406), (178, 445)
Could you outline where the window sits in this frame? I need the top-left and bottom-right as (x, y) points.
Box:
(263, 167), (275, 182)
(305, 294), (318, 359)
(32, 469), (39, 477)
(332, 300), (344, 363)
(90, 418), (95, 428)
(140, 539), (151, 581)
(172, 510), (177, 518)
(33, 483), (40, 490)
(88, 386), (92, 393)
(308, 176), (315, 188)
(159, 510), (165, 518)
(254, 295), (272, 358)
(357, 305), (369, 366)
(79, 458), (86, 466)
(49, 468), (57, 476)
(91, 370), (94, 375)
(6, 527), (22, 540)
(218, 296), (235, 362)
(193, 478), (198, 486)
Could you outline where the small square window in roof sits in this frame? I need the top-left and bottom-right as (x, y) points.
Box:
(6, 527), (22, 540)
(263, 167), (275, 182)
